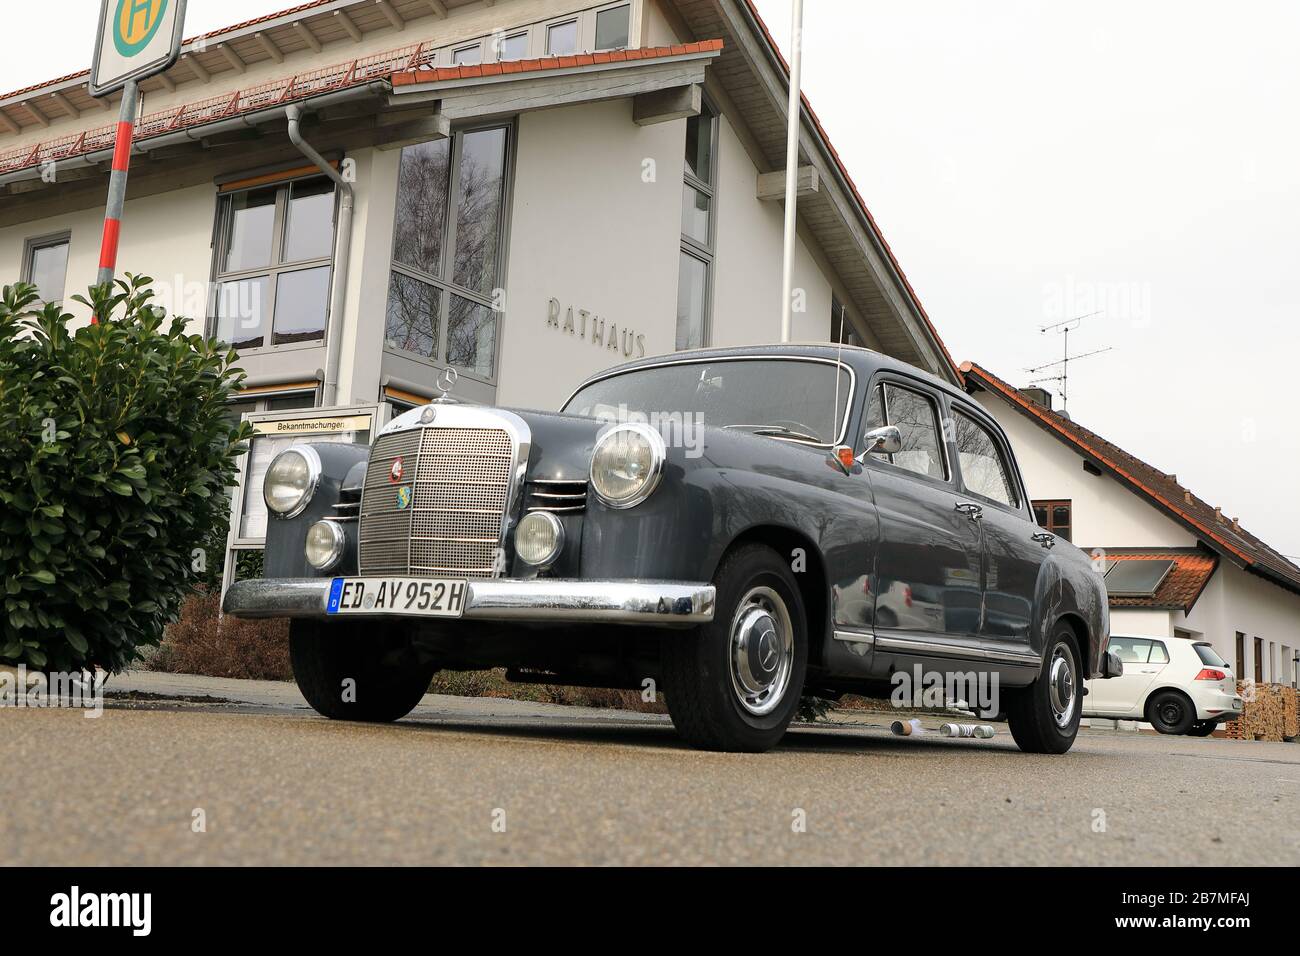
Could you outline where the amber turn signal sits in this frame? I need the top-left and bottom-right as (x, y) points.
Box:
(835, 445), (855, 468)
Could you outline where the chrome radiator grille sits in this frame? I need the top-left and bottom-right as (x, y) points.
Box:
(358, 425), (515, 577)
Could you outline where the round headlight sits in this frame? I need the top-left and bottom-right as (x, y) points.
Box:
(305, 519), (346, 571)
(589, 423), (666, 509)
(264, 446), (321, 518)
(516, 511), (565, 567)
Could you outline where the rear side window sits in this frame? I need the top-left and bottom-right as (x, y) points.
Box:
(1148, 641), (1170, 664)
(1194, 643), (1227, 667)
(952, 409), (1018, 507)
(1109, 636), (1153, 663)
(865, 383), (947, 480)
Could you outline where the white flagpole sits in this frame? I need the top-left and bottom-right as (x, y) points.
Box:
(779, 0), (805, 344)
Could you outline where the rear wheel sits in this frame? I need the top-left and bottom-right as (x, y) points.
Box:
(662, 543), (808, 753)
(1187, 720), (1218, 737)
(1005, 624), (1082, 754)
(1146, 690), (1195, 735)
(290, 619), (438, 722)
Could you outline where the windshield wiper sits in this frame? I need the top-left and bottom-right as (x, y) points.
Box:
(723, 424), (824, 443)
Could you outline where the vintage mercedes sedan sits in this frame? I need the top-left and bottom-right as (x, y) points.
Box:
(224, 345), (1119, 753)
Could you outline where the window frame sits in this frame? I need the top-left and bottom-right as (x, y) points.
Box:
(949, 405), (1022, 510)
(861, 377), (952, 485)
(22, 231), (72, 306)
(593, 1), (633, 51)
(1032, 498), (1073, 540)
(677, 96), (719, 350)
(208, 171), (339, 353)
(384, 119), (517, 384)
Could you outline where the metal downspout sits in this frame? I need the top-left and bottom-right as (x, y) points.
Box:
(286, 102), (352, 407)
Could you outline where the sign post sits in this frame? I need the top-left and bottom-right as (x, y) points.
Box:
(88, 0), (187, 305)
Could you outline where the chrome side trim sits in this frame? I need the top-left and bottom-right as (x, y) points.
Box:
(875, 633), (1040, 667)
(833, 629), (875, 646)
(222, 578), (715, 626)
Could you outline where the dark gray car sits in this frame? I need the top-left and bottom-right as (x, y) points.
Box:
(225, 344), (1119, 753)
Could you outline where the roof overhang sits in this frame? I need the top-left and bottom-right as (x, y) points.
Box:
(387, 41), (723, 121)
(668, 0), (959, 383)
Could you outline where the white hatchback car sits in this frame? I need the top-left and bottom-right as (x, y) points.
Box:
(1083, 636), (1243, 736)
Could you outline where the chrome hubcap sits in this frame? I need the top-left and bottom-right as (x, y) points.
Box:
(1048, 643), (1077, 728)
(729, 586), (793, 716)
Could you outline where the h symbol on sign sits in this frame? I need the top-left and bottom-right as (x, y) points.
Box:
(128, 0), (153, 39)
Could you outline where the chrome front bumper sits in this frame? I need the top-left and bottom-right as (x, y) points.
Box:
(222, 577), (716, 626)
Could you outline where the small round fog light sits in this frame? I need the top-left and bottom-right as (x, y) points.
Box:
(305, 519), (346, 571)
(515, 511), (565, 567)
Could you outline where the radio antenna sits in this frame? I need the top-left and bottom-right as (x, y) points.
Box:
(1025, 312), (1112, 412)
(831, 307), (847, 442)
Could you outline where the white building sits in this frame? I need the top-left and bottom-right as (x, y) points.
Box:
(0, 0), (958, 558)
(964, 362), (1300, 688)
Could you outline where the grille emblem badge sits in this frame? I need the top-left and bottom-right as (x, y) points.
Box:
(389, 456), (405, 483)
(395, 486), (412, 510)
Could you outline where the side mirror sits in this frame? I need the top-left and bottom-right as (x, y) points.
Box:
(860, 425), (902, 460)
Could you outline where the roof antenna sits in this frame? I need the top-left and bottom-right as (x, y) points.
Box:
(1025, 312), (1112, 413)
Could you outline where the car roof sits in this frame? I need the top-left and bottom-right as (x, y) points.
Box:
(573, 343), (970, 404)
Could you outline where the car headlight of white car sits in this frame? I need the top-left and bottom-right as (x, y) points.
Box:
(263, 446), (322, 519)
(589, 423), (666, 509)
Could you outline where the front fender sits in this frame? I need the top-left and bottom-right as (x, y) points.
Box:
(263, 442), (370, 578)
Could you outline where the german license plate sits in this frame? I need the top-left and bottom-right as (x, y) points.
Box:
(327, 577), (467, 618)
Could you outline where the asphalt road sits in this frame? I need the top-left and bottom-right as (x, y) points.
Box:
(3, 673), (1297, 866)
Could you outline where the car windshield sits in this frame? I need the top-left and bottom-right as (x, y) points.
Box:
(1194, 643), (1228, 667)
(563, 358), (852, 445)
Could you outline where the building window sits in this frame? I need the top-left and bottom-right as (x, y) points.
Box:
(830, 296), (862, 346)
(595, 3), (631, 50)
(677, 100), (717, 350)
(386, 124), (511, 380)
(546, 19), (578, 55)
(211, 175), (337, 350)
(22, 233), (71, 305)
(1254, 636), (1263, 683)
(497, 31), (528, 61)
(453, 44), (482, 65)
(1032, 499), (1072, 541)
(1235, 632), (1245, 677)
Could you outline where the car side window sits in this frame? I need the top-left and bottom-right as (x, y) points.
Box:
(870, 383), (946, 480)
(1149, 641), (1169, 664)
(952, 408), (1018, 507)
(1109, 637), (1152, 663)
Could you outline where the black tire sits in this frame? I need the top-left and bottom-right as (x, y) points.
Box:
(1005, 623), (1083, 754)
(1146, 690), (1195, 735)
(1187, 720), (1218, 738)
(661, 543), (808, 753)
(290, 619), (438, 723)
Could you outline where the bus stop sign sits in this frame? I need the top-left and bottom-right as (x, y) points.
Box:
(90, 0), (188, 97)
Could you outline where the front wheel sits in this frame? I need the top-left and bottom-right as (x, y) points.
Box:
(1005, 624), (1082, 754)
(661, 543), (808, 752)
(290, 619), (438, 722)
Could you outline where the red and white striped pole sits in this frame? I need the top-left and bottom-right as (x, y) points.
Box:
(93, 79), (139, 323)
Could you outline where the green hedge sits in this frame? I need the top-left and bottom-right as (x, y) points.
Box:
(0, 277), (251, 673)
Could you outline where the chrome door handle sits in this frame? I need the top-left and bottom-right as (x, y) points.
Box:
(955, 502), (983, 520)
(1031, 532), (1056, 548)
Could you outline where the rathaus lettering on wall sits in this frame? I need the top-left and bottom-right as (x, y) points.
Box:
(547, 298), (646, 358)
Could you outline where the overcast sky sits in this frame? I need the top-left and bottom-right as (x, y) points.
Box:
(4, 1), (1299, 559)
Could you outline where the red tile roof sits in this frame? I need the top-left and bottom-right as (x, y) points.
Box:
(963, 361), (1300, 595)
(391, 39), (725, 87)
(0, 0), (340, 103)
(1092, 549), (1218, 611)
